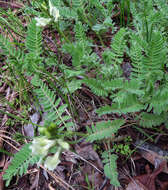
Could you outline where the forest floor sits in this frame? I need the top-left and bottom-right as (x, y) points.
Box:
(0, 0), (168, 190)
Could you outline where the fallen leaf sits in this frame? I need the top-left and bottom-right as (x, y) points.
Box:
(126, 161), (167, 190)
(126, 179), (148, 190)
(75, 141), (103, 169)
(134, 140), (168, 174)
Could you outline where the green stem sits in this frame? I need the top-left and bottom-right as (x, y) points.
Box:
(56, 22), (70, 43)
(0, 109), (41, 127)
(0, 17), (25, 38)
(97, 32), (105, 47)
(126, 0), (130, 26)
(145, 16), (149, 42)
(79, 9), (105, 47)
(37, 68), (76, 117)
(62, 75), (78, 118)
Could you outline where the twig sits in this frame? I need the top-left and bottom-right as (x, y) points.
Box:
(0, 134), (20, 146)
(0, 137), (19, 151)
(63, 151), (103, 174)
(40, 165), (75, 190)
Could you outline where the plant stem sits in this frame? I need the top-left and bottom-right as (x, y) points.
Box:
(56, 22), (70, 43)
(97, 32), (105, 47)
(79, 9), (105, 47)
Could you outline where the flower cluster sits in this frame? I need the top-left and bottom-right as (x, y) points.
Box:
(30, 136), (69, 170)
(35, 0), (60, 27)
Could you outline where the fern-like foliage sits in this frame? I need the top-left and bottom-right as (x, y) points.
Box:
(0, 34), (24, 74)
(84, 27), (168, 130)
(102, 151), (120, 187)
(86, 119), (122, 186)
(138, 112), (167, 128)
(22, 19), (44, 74)
(74, 21), (87, 41)
(3, 143), (39, 187)
(50, 0), (61, 7)
(0, 18), (43, 75)
(86, 119), (124, 142)
(84, 28), (127, 96)
(129, 38), (143, 79)
(148, 86), (168, 114)
(96, 96), (145, 115)
(62, 40), (94, 68)
(130, 31), (167, 113)
(154, 0), (168, 29)
(110, 28), (127, 65)
(33, 77), (74, 129)
(26, 19), (42, 57)
(130, 0), (165, 42)
(59, 7), (77, 19)
(102, 28), (126, 66)
(62, 41), (85, 67)
(83, 78), (108, 97)
(100, 28), (127, 78)
(0, 35), (23, 63)
(103, 78), (143, 95)
(87, 0), (107, 21)
(72, 0), (84, 8)
(140, 32), (166, 82)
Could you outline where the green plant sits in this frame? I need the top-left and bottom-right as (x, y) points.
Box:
(3, 143), (39, 186)
(120, 0), (131, 26)
(92, 29), (168, 127)
(86, 120), (125, 186)
(0, 11), (73, 188)
(87, 120), (125, 142)
(32, 76), (74, 129)
(102, 151), (120, 186)
(130, 0), (165, 42)
(84, 3), (168, 185)
(13, 132), (30, 144)
(113, 136), (132, 156)
(1, 0), (168, 188)
(30, 136), (70, 171)
(85, 173), (95, 190)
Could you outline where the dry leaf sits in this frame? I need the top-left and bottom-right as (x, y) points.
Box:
(126, 179), (148, 190)
(127, 161), (167, 190)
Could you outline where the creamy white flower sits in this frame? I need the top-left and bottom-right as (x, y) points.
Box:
(49, 0), (60, 22)
(57, 139), (70, 150)
(35, 17), (51, 27)
(30, 136), (55, 157)
(44, 148), (61, 170)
